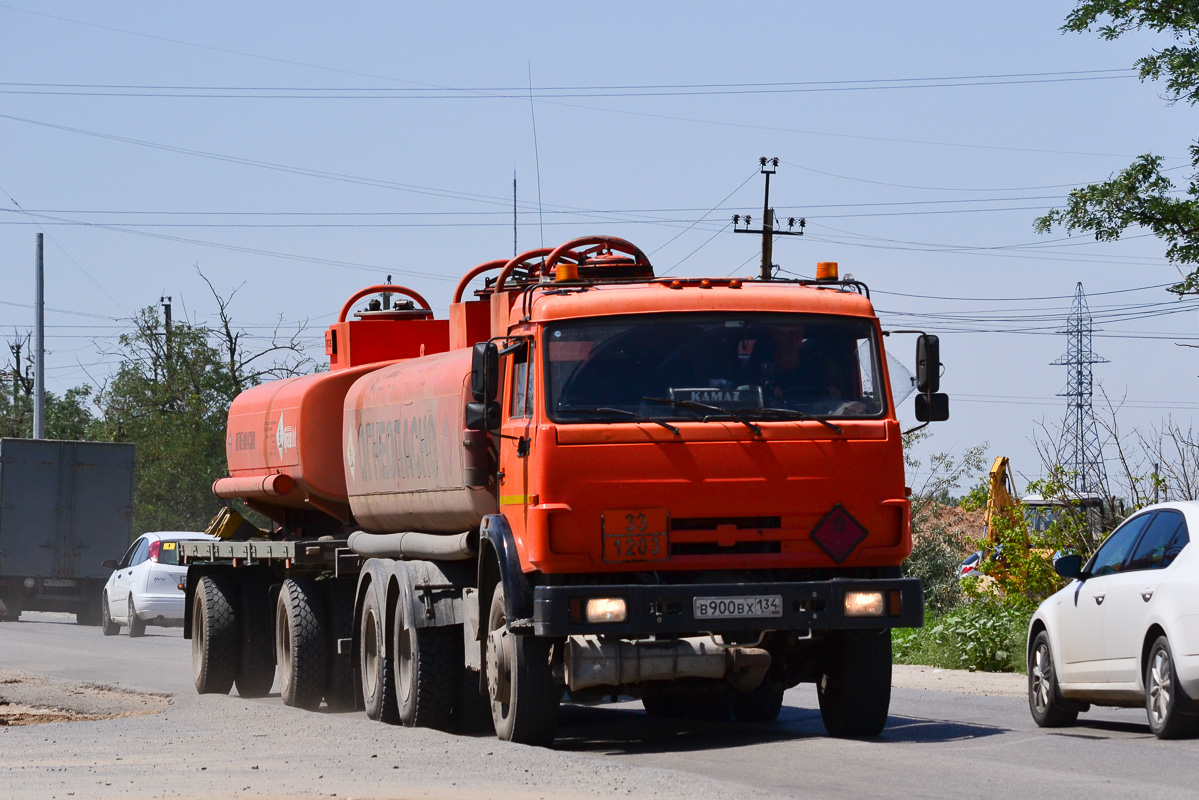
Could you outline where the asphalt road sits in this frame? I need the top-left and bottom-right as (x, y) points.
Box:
(3, 612), (1199, 799)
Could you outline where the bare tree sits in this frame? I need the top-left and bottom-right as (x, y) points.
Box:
(198, 269), (316, 392)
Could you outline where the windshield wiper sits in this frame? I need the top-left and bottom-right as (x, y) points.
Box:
(556, 405), (680, 435)
(642, 396), (762, 437)
(756, 406), (842, 435)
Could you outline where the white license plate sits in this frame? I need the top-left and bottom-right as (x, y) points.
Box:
(693, 595), (783, 619)
(42, 578), (76, 588)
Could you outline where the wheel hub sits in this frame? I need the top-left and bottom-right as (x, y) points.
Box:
(487, 628), (512, 704)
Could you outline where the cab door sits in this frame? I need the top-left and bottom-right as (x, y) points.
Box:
(498, 340), (536, 543)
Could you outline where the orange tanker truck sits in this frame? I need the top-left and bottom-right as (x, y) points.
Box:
(180, 235), (949, 745)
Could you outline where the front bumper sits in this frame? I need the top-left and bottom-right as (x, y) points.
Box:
(533, 577), (923, 637)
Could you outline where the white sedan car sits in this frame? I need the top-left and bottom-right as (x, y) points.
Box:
(1028, 501), (1199, 738)
(100, 531), (215, 637)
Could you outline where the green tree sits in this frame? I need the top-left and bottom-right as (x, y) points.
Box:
(1036, 2), (1199, 292)
(94, 307), (237, 533)
(1, 331), (97, 440)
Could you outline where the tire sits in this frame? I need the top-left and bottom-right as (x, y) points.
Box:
(100, 592), (120, 636)
(127, 596), (146, 638)
(75, 597), (102, 626)
(235, 569), (275, 699)
(360, 581), (399, 723)
(816, 630), (892, 738)
(484, 583), (560, 746)
(395, 619), (458, 729)
(192, 573), (239, 695)
(456, 664), (494, 734)
(734, 678), (785, 723)
(1028, 630), (1078, 728)
(322, 579), (358, 711)
(275, 578), (327, 711)
(0, 589), (23, 621)
(1146, 636), (1199, 739)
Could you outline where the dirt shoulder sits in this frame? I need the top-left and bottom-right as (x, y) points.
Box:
(893, 664), (1026, 697)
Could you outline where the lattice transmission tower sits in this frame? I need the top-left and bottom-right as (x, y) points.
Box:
(1051, 282), (1109, 494)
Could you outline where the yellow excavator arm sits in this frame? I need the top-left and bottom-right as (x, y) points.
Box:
(982, 456), (1019, 549)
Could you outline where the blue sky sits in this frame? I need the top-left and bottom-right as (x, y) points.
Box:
(1, 2), (1194, 496)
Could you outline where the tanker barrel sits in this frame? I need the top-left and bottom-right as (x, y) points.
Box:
(212, 473), (296, 499)
(347, 529), (478, 561)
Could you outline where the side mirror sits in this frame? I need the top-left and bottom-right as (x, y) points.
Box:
(914, 392), (949, 422)
(102, 558), (119, 570)
(1054, 554), (1083, 579)
(471, 342), (499, 402)
(916, 334), (940, 393)
(464, 400), (502, 431)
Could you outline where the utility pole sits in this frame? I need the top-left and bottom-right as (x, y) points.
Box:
(33, 233), (44, 440)
(381, 275), (393, 310)
(11, 336), (21, 408)
(161, 296), (172, 367)
(513, 171), (518, 258)
(733, 157), (804, 280)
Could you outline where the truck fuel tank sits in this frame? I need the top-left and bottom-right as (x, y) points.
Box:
(344, 347), (497, 534)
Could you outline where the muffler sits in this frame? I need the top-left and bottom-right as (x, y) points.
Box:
(564, 635), (771, 692)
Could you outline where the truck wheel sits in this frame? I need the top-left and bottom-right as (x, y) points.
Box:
(322, 579), (358, 711)
(0, 589), (23, 621)
(816, 630), (892, 737)
(127, 596), (147, 637)
(275, 578), (327, 710)
(76, 596), (102, 626)
(484, 584), (560, 746)
(100, 593), (119, 636)
(642, 682), (733, 721)
(235, 569), (275, 698)
(734, 678), (786, 723)
(395, 621), (458, 729)
(192, 573), (239, 694)
(360, 582), (400, 723)
(456, 664), (494, 733)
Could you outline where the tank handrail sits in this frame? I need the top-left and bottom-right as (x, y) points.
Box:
(493, 247), (555, 294)
(544, 235), (650, 274)
(452, 259), (509, 305)
(338, 285), (432, 323)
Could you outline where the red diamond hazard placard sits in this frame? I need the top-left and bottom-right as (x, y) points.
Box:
(809, 504), (868, 564)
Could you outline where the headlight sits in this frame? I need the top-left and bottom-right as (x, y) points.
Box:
(585, 597), (627, 623)
(844, 591), (885, 617)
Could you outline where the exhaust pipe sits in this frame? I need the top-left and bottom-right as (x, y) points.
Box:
(564, 635), (771, 692)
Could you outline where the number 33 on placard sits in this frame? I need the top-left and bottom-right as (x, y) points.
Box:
(602, 508), (669, 563)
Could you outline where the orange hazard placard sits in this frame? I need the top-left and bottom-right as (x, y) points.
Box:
(601, 508), (670, 563)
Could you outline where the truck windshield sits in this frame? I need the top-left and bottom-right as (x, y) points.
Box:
(545, 313), (886, 422)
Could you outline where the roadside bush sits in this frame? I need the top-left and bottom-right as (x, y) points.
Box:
(894, 595), (1031, 673)
(902, 521), (964, 615)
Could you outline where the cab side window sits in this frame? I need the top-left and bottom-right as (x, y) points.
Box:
(509, 344), (534, 420)
(1127, 511), (1189, 571)
(1088, 513), (1153, 577)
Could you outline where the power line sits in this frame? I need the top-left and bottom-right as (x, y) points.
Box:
(0, 72), (1136, 99)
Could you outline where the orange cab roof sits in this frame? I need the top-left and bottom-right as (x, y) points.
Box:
(525, 280), (877, 324)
